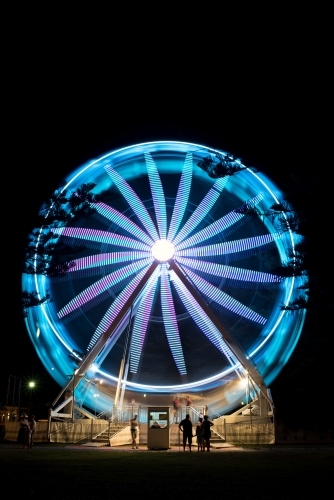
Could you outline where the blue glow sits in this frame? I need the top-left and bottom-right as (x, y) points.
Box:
(176, 234), (280, 259)
(105, 165), (159, 241)
(160, 264), (186, 375)
(172, 271), (238, 365)
(93, 202), (154, 245)
(130, 269), (160, 373)
(176, 256), (281, 283)
(53, 227), (151, 251)
(182, 267), (267, 324)
(88, 264), (155, 350)
(167, 152), (193, 241)
(58, 258), (153, 318)
(172, 177), (227, 246)
(66, 251), (150, 275)
(145, 153), (167, 240)
(176, 195), (263, 250)
(22, 141), (306, 414)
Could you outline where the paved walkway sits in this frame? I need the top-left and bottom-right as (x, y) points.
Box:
(68, 442), (243, 452)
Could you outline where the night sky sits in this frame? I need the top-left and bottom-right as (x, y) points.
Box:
(3, 78), (327, 426)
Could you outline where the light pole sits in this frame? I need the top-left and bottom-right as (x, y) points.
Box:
(28, 381), (35, 415)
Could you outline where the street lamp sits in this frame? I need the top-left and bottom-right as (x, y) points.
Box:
(28, 381), (35, 415)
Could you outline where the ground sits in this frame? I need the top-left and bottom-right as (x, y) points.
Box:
(1, 442), (333, 498)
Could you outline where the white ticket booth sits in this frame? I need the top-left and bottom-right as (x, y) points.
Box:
(147, 407), (170, 450)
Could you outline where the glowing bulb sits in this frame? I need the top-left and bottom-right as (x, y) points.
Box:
(151, 239), (175, 261)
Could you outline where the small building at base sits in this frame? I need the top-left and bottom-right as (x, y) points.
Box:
(147, 407), (170, 449)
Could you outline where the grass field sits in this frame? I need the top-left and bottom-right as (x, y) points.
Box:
(1, 443), (333, 498)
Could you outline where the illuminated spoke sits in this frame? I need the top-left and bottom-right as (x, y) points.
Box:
(145, 152), (167, 239)
(61, 251), (151, 278)
(52, 227), (151, 251)
(172, 177), (227, 246)
(88, 265), (152, 351)
(183, 268), (267, 325)
(176, 256), (282, 284)
(105, 165), (159, 241)
(176, 234), (280, 259)
(130, 268), (160, 373)
(172, 272), (239, 366)
(58, 258), (153, 319)
(92, 202), (154, 245)
(168, 152), (193, 241)
(176, 195), (263, 250)
(161, 264), (186, 375)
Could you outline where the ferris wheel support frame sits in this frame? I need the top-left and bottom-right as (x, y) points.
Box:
(51, 261), (159, 412)
(169, 261), (272, 416)
(42, 140), (296, 420)
(51, 256), (272, 419)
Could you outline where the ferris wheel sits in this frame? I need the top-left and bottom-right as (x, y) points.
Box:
(23, 141), (305, 414)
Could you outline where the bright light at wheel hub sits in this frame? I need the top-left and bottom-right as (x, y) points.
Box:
(152, 239), (175, 261)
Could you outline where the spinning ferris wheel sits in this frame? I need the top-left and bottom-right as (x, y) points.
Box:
(23, 141), (305, 415)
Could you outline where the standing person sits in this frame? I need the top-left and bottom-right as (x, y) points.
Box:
(17, 414), (30, 449)
(201, 415), (214, 452)
(130, 414), (139, 449)
(179, 414), (194, 452)
(186, 395), (192, 408)
(29, 415), (37, 449)
(195, 417), (204, 452)
(172, 396), (180, 424)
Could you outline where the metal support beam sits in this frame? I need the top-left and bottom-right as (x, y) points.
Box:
(53, 261), (159, 409)
(169, 260), (271, 415)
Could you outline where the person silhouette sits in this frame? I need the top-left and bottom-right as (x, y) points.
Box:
(130, 414), (139, 449)
(195, 417), (204, 452)
(179, 414), (194, 452)
(172, 396), (180, 423)
(29, 415), (36, 448)
(201, 415), (214, 452)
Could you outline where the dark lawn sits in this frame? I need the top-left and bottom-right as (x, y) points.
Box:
(1, 443), (333, 498)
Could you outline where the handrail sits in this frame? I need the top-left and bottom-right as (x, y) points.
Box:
(211, 428), (226, 441)
(209, 409), (222, 419)
(91, 425), (109, 440)
(109, 423), (130, 439)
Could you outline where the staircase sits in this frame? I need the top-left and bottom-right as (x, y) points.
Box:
(210, 429), (226, 448)
(81, 422), (127, 447)
(91, 428), (110, 446)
